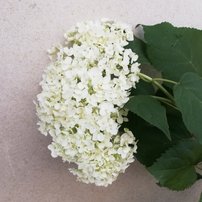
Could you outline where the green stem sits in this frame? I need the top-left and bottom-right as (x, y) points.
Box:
(151, 96), (173, 104)
(138, 72), (175, 103)
(153, 80), (175, 102)
(153, 78), (178, 85)
(130, 95), (179, 110)
(137, 72), (153, 82)
(151, 96), (179, 111)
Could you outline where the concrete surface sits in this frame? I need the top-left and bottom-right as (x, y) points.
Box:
(0, 0), (202, 202)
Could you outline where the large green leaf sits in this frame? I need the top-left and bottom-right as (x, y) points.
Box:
(136, 128), (172, 167)
(166, 106), (192, 142)
(142, 22), (202, 81)
(174, 72), (202, 143)
(130, 80), (155, 96)
(125, 95), (170, 139)
(126, 36), (150, 64)
(148, 139), (202, 190)
(123, 111), (192, 167)
(124, 113), (171, 167)
(133, 116), (171, 167)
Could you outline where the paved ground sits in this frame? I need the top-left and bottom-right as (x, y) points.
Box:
(0, 0), (202, 201)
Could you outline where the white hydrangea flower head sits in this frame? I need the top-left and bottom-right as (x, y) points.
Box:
(36, 19), (140, 186)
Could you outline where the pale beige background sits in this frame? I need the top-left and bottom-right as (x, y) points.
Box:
(0, 0), (202, 202)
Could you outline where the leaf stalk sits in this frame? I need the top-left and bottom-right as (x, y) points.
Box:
(138, 72), (176, 104)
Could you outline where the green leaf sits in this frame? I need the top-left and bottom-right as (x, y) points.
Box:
(136, 128), (172, 167)
(125, 95), (170, 139)
(126, 36), (150, 64)
(130, 80), (155, 96)
(124, 113), (171, 166)
(166, 106), (192, 142)
(174, 72), (202, 143)
(148, 139), (202, 190)
(143, 22), (202, 81)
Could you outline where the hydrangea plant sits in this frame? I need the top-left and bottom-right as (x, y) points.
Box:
(36, 19), (202, 200)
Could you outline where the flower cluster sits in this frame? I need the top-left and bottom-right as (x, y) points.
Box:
(36, 19), (140, 186)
